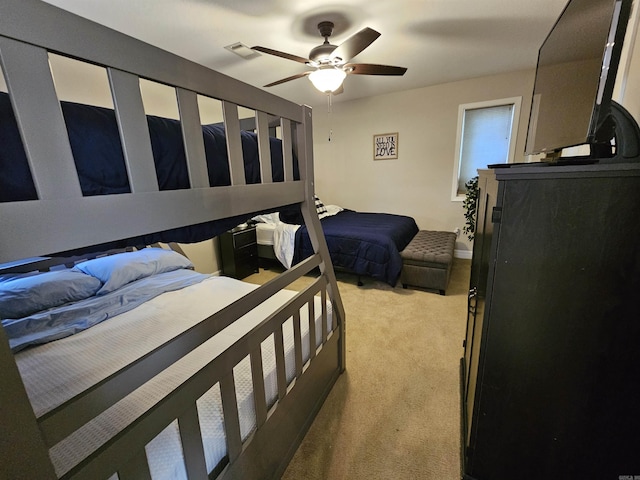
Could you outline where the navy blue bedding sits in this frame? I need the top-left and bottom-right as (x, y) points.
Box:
(0, 92), (297, 251)
(291, 211), (419, 286)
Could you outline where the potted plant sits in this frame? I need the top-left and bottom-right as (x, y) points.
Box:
(462, 176), (479, 241)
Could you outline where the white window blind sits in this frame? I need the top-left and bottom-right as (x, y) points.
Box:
(452, 97), (521, 200)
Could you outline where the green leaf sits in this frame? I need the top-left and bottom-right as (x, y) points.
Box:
(462, 176), (479, 241)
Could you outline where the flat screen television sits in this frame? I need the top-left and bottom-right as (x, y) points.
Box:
(525, 0), (633, 157)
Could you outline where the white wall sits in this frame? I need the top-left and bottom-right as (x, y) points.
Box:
(312, 69), (537, 257)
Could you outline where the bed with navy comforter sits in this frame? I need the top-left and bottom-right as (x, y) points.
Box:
(292, 210), (418, 286)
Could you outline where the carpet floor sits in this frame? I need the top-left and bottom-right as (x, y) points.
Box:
(244, 258), (470, 480)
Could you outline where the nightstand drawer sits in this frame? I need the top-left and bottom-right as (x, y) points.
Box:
(233, 228), (256, 249)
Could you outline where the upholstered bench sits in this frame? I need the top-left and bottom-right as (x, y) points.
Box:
(400, 230), (456, 295)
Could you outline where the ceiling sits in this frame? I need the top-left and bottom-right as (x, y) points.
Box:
(41, 0), (569, 108)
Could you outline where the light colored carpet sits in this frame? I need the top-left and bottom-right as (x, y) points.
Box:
(245, 259), (470, 480)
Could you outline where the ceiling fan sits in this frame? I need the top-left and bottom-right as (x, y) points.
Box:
(252, 21), (407, 94)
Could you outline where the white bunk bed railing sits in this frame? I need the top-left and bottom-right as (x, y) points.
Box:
(0, 1), (346, 479)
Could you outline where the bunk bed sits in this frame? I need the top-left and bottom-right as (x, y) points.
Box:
(0, 2), (346, 480)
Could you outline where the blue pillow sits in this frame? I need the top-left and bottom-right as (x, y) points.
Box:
(73, 248), (193, 296)
(0, 270), (102, 319)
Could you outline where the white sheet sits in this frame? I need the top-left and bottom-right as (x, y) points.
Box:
(272, 223), (301, 269)
(15, 275), (332, 479)
(256, 222), (276, 246)
(256, 220), (299, 268)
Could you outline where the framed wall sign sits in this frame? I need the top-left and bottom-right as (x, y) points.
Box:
(373, 132), (399, 160)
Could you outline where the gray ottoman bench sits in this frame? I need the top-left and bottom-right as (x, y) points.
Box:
(400, 230), (456, 295)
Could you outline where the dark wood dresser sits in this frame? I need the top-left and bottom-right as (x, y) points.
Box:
(461, 162), (640, 479)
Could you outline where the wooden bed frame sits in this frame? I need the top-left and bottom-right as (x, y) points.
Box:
(0, 1), (345, 478)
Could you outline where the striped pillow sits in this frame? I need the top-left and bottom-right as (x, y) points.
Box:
(314, 195), (327, 215)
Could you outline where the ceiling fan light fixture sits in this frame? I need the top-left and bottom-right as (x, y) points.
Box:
(255, 23), (406, 93)
(309, 67), (346, 93)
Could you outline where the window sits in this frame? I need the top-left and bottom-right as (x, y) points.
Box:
(452, 97), (521, 200)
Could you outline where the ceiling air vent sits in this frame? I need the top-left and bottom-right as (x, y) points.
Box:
(224, 42), (261, 60)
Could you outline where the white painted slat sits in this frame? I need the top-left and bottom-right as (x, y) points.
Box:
(255, 111), (273, 183)
(222, 101), (245, 186)
(0, 37), (81, 200)
(176, 88), (209, 188)
(108, 68), (158, 193)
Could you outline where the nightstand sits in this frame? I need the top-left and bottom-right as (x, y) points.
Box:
(220, 224), (258, 279)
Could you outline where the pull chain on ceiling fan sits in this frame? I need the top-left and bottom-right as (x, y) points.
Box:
(252, 21), (407, 93)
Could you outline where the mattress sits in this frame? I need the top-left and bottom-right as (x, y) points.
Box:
(15, 275), (332, 479)
(256, 222), (276, 246)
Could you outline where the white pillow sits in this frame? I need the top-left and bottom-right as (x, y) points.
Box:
(319, 204), (344, 219)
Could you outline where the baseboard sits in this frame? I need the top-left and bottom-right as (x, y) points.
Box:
(455, 249), (472, 260)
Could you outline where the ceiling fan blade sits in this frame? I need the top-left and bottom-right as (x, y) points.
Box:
(345, 63), (408, 76)
(251, 46), (310, 64)
(330, 27), (381, 63)
(263, 71), (311, 87)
